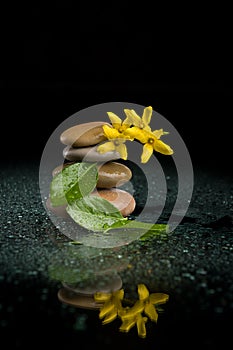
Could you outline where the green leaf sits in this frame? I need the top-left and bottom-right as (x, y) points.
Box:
(105, 220), (168, 234)
(50, 162), (98, 206)
(66, 195), (127, 232)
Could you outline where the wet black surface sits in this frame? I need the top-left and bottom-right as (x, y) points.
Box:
(0, 160), (232, 350)
(2, 1), (233, 347)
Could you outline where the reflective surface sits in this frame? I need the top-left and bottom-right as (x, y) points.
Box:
(1, 161), (233, 349)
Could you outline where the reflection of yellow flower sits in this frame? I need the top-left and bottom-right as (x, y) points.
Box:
(94, 289), (124, 324)
(119, 311), (148, 338)
(137, 284), (169, 322)
(126, 127), (173, 163)
(97, 125), (133, 160)
(94, 284), (169, 338)
(124, 106), (153, 132)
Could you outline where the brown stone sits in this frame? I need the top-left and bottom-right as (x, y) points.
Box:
(46, 197), (70, 219)
(52, 162), (74, 177)
(46, 188), (136, 219)
(97, 162), (132, 188)
(60, 121), (110, 147)
(63, 145), (120, 162)
(91, 188), (136, 217)
(52, 161), (132, 189)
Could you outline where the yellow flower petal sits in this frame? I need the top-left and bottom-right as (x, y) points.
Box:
(102, 125), (120, 139)
(94, 292), (112, 302)
(153, 128), (169, 139)
(99, 301), (115, 319)
(119, 318), (136, 333)
(124, 109), (142, 128)
(122, 126), (137, 140)
(107, 112), (122, 129)
(138, 284), (150, 300)
(149, 293), (169, 305)
(102, 307), (118, 324)
(124, 107), (152, 131)
(153, 139), (174, 155)
(114, 289), (124, 301)
(122, 116), (131, 128)
(120, 300), (144, 320)
(144, 303), (158, 322)
(116, 143), (128, 160)
(97, 141), (115, 154)
(141, 143), (153, 163)
(142, 106), (152, 126)
(136, 315), (147, 338)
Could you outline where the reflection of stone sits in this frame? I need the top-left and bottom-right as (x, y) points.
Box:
(58, 271), (123, 310)
(58, 288), (101, 310)
(58, 272), (123, 310)
(62, 272), (122, 295)
(48, 244), (128, 310)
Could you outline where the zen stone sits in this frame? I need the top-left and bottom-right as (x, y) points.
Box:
(63, 145), (120, 162)
(52, 162), (74, 177)
(46, 188), (136, 218)
(46, 198), (70, 219)
(60, 121), (110, 147)
(91, 188), (136, 217)
(52, 161), (132, 189)
(97, 162), (132, 188)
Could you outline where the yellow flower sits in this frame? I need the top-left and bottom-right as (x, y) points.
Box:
(94, 289), (124, 325)
(119, 311), (148, 338)
(137, 284), (169, 322)
(125, 127), (173, 163)
(124, 106), (153, 132)
(106, 111), (131, 133)
(97, 124), (133, 160)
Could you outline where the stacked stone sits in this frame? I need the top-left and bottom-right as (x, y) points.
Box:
(47, 121), (136, 218)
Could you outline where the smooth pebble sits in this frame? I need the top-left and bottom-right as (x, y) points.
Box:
(63, 145), (120, 162)
(46, 188), (136, 218)
(97, 162), (132, 188)
(60, 121), (110, 147)
(91, 188), (136, 217)
(52, 161), (132, 189)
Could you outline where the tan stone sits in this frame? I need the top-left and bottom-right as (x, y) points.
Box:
(97, 162), (132, 188)
(91, 188), (136, 217)
(60, 121), (110, 147)
(52, 161), (132, 188)
(46, 197), (70, 219)
(63, 145), (120, 162)
(52, 162), (74, 177)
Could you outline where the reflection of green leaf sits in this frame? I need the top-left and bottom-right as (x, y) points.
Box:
(48, 263), (93, 284)
(48, 245), (98, 283)
(50, 162), (98, 206)
(67, 196), (127, 232)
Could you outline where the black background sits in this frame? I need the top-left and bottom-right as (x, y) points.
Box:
(1, 4), (233, 350)
(1, 2), (232, 172)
